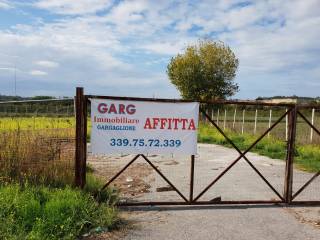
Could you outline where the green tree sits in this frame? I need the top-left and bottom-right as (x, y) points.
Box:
(167, 40), (239, 100)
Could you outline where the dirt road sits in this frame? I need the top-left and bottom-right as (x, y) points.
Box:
(88, 143), (320, 240)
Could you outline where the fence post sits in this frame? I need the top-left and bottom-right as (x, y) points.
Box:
(268, 109), (272, 137)
(216, 108), (220, 126)
(285, 108), (288, 141)
(310, 108), (315, 142)
(233, 107), (237, 129)
(254, 109), (258, 135)
(284, 107), (297, 204)
(241, 109), (245, 134)
(211, 108), (214, 123)
(75, 87), (87, 188)
(223, 109), (227, 130)
(189, 155), (195, 203)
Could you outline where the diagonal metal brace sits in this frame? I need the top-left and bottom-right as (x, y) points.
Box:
(141, 154), (189, 202)
(101, 154), (141, 191)
(193, 108), (291, 202)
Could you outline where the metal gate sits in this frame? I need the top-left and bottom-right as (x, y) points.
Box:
(74, 88), (320, 205)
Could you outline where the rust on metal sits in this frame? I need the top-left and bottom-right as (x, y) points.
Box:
(284, 107), (297, 203)
(193, 108), (290, 202)
(76, 89), (320, 206)
(189, 155), (195, 202)
(75, 87), (86, 188)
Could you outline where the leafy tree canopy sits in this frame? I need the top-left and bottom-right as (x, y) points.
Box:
(167, 40), (239, 100)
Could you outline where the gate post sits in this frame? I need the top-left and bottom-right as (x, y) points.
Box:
(189, 155), (195, 203)
(75, 87), (87, 188)
(284, 106), (297, 204)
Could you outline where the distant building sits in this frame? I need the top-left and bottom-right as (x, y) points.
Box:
(256, 96), (319, 105)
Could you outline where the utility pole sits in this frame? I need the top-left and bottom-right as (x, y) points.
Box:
(14, 63), (17, 96)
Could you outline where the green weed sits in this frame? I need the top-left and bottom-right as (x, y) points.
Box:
(0, 184), (118, 240)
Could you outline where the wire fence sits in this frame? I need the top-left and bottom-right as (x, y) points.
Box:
(0, 99), (75, 186)
(201, 105), (320, 145)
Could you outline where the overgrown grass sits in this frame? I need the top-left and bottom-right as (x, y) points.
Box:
(0, 117), (120, 239)
(0, 128), (75, 187)
(198, 124), (320, 172)
(84, 173), (119, 205)
(0, 183), (118, 240)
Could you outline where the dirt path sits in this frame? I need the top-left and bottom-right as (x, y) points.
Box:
(88, 143), (320, 240)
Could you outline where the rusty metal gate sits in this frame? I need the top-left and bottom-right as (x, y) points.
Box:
(74, 88), (320, 205)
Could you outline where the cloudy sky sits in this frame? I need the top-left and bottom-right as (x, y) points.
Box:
(0, 0), (319, 99)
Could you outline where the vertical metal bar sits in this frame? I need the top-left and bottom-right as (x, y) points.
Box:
(75, 87), (86, 188)
(189, 155), (195, 203)
(284, 107), (297, 203)
(310, 108), (315, 142)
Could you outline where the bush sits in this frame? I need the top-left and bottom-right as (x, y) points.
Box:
(0, 184), (118, 240)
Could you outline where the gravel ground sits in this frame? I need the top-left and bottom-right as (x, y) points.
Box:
(88, 143), (320, 240)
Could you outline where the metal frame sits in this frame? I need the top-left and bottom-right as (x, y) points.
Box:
(75, 87), (320, 205)
(290, 110), (320, 202)
(192, 107), (290, 203)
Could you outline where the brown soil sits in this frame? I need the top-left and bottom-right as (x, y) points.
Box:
(88, 155), (154, 198)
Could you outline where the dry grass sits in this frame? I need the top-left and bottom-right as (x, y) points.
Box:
(0, 127), (75, 187)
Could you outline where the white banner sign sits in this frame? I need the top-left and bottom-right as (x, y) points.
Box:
(90, 99), (199, 155)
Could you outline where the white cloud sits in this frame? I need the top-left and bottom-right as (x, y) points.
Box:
(0, 0), (11, 9)
(0, 0), (319, 98)
(30, 70), (47, 76)
(34, 0), (113, 15)
(35, 60), (59, 68)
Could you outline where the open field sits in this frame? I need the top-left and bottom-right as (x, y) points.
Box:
(0, 117), (75, 131)
(0, 116), (318, 173)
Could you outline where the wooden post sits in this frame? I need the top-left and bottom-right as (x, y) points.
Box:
(284, 107), (297, 204)
(310, 108), (315, 142)
(285, 108), (288, 141)
(268, 109), (272, 137)
(216, 108), (220, 126)
(254, 109), (258, 135)
(211, 108), (214, 122)
(233, 107), (237, 130)
(75, 87), (87, 188)
(241, 109), (245, 134)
